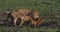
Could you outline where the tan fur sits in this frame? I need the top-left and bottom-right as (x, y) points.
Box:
(31, 11), (40, 19)
(18, 10), (43, 27)
(31, 16), (43, 27)
(37, 16), (44, 27)
(20, 16), (43, 27)
(6, 9), (43, 27)
(6, 9), (32, 26)
(11, 12), (22, 26)
(16, 9), (32, 16)
(31, 19), (37, 27)
(20, 16), (31, 27)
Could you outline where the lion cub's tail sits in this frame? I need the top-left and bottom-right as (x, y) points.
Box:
(5, 12), (11, 21)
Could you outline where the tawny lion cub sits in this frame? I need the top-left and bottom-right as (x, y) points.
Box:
(31, 16), (43, 27)
(31, 11), (40, 19)
(6, 9), (32, 26)
(19, 15), (43, 27)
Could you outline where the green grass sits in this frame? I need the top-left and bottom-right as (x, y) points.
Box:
(0, 26), (59, 32)
(0, 0), (60, 32)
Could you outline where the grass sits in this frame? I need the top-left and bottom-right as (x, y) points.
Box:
(0, 26), (59, 32)
(0, 0), (60, 32)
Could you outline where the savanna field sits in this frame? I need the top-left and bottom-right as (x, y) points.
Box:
(0, 0), (60, 32)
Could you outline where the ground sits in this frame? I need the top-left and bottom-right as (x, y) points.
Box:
(0, 0), (60, 32)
